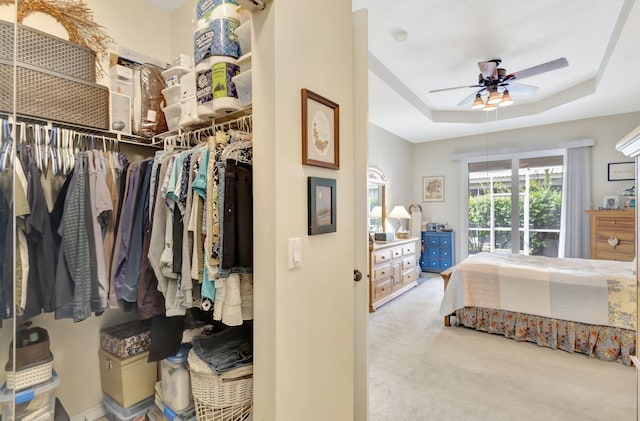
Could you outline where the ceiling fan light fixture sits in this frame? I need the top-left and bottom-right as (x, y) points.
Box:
(483, 103), (497, 111)
(499, 90), (514, 107)
(471, 94), (485, 110)
(487, 89), (502, 105)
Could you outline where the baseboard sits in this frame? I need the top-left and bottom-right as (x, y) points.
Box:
(70, 403), (106, 421)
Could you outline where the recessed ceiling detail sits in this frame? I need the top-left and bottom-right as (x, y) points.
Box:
(356, 0), (639, 142)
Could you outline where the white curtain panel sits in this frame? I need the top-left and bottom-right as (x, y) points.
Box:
(561, 146), (592, 258)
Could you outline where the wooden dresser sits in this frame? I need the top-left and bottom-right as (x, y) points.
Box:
(585, 209), (635, 261)
(369, 237), (419, 312)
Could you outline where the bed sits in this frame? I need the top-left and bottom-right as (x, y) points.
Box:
(439, 252), (637, 365)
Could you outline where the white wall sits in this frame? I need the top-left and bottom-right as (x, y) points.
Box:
(253, 0), (358, 419)
(412, 112), (640, 260)
(368, 123), (414, 231)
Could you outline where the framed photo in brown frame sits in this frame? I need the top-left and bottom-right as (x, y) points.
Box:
(308, 177), (337, 235)
(302, 89), (339, 169)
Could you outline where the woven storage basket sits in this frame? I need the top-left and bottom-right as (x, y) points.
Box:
(0, 19), (96, 82)
(6, 353), (53, 390)
(187, 349), (253, 421)
(0, 60), (109, 129)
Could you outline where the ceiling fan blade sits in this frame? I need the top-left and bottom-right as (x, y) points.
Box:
(429, 84), (482, 93)
(457, 91), (480, 107)
(477, 61), (497, 79)
(505, 57), (568, 81)
(502, 81), (538, 95)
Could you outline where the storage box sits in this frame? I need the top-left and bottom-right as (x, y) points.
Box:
(6, 352), (53, 390)
(6, 327), (50, 371)
(162, 85), (182, 106)
(179, 96), (203, 128)
(103, 394), (154, 421)
(100, 319), (151, 360)
(163, 103), (182, 131)
(99, 350), (157, 408)
(161, 66), (190, 88)
(0, 60), (109, 129)
(231, 70), (252, 108)
(234, 20), (251, 56)
(0, 19), (96, 82)
(0, 372), (60, 421)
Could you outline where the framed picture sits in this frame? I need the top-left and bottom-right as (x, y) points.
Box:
(302, 89), (340, 169)
(423, 176), (444, 202)
(608, 162), (634, 181)
(602, 195), (620, 210)
(308, 177), (337, 235)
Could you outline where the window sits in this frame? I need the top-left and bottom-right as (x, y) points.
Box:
(466, 153), (564, 257)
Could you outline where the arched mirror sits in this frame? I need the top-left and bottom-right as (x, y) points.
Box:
(368, 166), (387, 234)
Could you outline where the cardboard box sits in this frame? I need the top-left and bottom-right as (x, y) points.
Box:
(99, 350), (157, 408)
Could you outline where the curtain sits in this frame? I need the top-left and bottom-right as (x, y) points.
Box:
(560, 146), (592, 258)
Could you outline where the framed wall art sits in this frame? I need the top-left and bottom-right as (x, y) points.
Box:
(308, 177), (337, 235)
(423, 176), (444, 202)
(302, 89), (340, 169)
(607, 162), (634, 181)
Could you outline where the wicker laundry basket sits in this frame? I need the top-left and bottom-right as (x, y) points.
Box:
(187, 349), (253, 421)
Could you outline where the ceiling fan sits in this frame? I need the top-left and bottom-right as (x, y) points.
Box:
(429, 57), (569, 109)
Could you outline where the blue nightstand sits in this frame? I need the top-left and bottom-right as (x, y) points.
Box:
(420, 231), (455, 272)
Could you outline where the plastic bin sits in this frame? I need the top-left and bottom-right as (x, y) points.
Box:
(0, 372), (60, 421)
(103, 394), (154, 421)
(235, 20), (251, 55)
(161, 66), (190, 88)
(162, 85), (182, 106)
(163, 103), (182, 131)
(161, 344), (192, 413)
(231, 70), (252, 107)
(238, 52), (252, 73)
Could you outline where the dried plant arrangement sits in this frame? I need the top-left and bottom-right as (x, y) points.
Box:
(1, 0), (112, 74)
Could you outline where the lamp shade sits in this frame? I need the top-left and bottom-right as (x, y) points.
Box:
(369, 206), (383, 218)
(471, 94), (485, 110)
(498, 89), (513, 107)
(389, 205), (411, 219)
(487, 89), (502, 105)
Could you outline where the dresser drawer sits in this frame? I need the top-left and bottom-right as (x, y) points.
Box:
(596, 217), (634, 230)
(595, 241), (635, 261)
(391, 246), (403, 259)
(402, 256), (414, 270)
(402, 243), (415, 256)
(594, 229), (634, 243)
(373, 279), (392, 301)
(372, 249), (392, 265)
(402, 269), (416, 285)
(373, 264), (392, 281)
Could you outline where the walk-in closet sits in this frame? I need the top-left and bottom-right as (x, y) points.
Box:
(1, 0), (362, 420)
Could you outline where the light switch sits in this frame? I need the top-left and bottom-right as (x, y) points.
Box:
(288, 237), (302, 269)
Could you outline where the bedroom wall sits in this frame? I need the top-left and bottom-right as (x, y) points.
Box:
(411, 111), (640, 261)
(368, 123), (414, 231)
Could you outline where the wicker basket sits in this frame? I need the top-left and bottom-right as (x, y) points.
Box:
(0, 60), (109, 129)
(6, 353), (53, 390)
(188, 349), (253, 421)
(0, 19), (96, 82)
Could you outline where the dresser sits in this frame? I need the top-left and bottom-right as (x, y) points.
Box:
(369, 238), (419, 312)
(420, 231), (455, 272)
(585, 210), (635, 261)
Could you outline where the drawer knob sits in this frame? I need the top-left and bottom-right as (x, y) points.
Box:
(381, 271), (386, 275)
(608, 235), (619, 247)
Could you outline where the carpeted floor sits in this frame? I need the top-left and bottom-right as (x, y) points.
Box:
(368, 274), (636, 421)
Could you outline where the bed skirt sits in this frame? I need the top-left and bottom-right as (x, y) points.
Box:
(454, 307), (636, 366)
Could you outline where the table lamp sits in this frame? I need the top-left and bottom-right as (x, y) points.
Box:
(389, 205), (411, 237)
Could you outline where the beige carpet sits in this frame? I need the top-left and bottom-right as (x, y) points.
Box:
(368, 275), (636, 421)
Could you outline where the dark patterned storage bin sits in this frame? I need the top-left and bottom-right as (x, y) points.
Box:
(100, 320), (152, 360)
